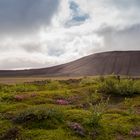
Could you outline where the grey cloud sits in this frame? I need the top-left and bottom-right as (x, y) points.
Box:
(0, 0), (59, 35)
(0, 58), (44, 70)
(48, 47), (65, 57)
(97, 24), (140, 51)
(21, 43), (43, 53)
(108, 0), (140, 9)
(20, 40), (65, 55)
(0, 0), (140, 70)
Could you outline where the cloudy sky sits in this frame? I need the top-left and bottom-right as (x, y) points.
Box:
(0, 0), (140, 70)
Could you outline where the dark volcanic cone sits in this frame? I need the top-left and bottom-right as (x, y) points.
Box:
(0, 51), (140, 77)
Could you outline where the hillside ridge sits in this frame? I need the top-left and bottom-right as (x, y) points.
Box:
(0, 51), (140, 77)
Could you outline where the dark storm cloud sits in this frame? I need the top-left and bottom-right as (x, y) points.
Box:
(0, 0), (59, 35)
(97, 24), (140, 51)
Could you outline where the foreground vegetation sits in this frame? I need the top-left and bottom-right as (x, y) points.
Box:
(0, 76), (140, 140)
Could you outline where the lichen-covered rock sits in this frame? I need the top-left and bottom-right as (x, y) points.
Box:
(130, 127), (140, 137)
(68, 122), (85, 137)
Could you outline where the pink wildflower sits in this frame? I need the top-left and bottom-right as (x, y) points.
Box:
(30, 93), (37, 97)
(56, 99), (69, 105)
(14, 95), (27, 101)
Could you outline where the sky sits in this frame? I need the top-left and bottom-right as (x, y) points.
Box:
(0, 0), (140, 70)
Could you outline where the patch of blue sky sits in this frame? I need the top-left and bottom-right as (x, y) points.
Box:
(65, 1), (89, 27)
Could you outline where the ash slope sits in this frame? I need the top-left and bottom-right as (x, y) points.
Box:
(0, 51), (140, 77)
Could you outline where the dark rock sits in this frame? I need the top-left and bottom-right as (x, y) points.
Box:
(0, 127), (20, 140)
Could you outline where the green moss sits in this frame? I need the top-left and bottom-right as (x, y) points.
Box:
(65, 109), (91, 123)
(0, 77), (140, 140)
(101, 114), (134, 136)
(0, 120), (13, 136)
(23, 128), (87, 140)
(0, 102), (29, 113)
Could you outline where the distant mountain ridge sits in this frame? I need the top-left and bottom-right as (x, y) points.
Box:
(0, 51), (140, 77)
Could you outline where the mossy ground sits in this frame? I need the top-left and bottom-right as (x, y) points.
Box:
(0, 76), (140, 140)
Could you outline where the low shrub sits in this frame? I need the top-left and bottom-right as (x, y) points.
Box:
(133, 81), (140, 94)
(1, 93), (14, 102)
(86, 112), (102, 129)
(13, 84), (38, 92)
(0, 84), (13, 93)
(98, 77), (140, 96)
(87, 90), (102, 105)
(0, 127), (21, 140)
(0, 84), (38, 93)
(46, 81), (61, 90)
(118, 80), (136, 96)
(87, 98), (109, 128)
(13, 106), (64, 129)
(80, 77), (97, 86)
